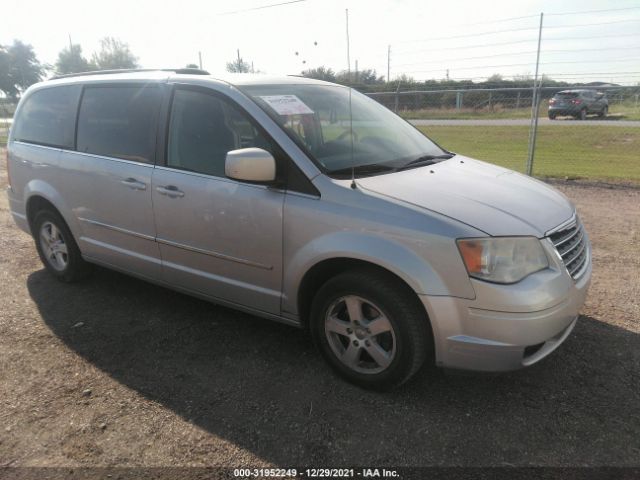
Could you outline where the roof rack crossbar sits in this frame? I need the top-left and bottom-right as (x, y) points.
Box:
(50, 68), (210, 80)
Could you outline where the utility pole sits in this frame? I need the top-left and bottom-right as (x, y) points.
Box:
(355, 59), (358, 83)
(526, 12), (544, 177)
(345, 9), (351, 76)
(198, 51), (203, 70)
(387, 44), (391, 82)
(68, 34), (73, 49)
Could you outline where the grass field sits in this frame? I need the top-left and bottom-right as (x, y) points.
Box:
(400, 102), (640, 121)
(420, 125), (640, 181)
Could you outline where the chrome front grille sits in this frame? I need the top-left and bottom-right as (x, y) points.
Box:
(548, 217), (589, 280)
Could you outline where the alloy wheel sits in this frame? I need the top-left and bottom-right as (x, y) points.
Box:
(324, 295), (397, 374)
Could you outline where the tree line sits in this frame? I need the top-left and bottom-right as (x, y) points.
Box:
(1, 37), (636, 100)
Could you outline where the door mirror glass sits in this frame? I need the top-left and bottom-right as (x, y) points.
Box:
(225, 148), (276, 183)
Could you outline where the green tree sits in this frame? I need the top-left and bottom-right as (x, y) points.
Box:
(301, 66), (336, 82)
(0, 40), (45, 98)
(91, 37), (138, 70)
(336, 68), (384, 85)
(226, 54), (252, 73)
(55, 44), (94, 75)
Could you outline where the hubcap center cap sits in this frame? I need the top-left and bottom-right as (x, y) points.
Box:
(354, 327), (367, 340)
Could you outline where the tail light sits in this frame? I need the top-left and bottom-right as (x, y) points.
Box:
(549, 99), (556, 105)
(571, 99), (583, 105)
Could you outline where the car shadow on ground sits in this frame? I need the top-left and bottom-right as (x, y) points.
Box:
(27, 267), (640, 466)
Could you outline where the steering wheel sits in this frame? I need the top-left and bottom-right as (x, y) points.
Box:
(337, 129), (359, 142)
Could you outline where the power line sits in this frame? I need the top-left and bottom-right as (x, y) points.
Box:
(547, 6), (640, 16)
(217, 0), (308, 15)
(396, 26), (539, 44)
(545, 18), (640, 29)
(400, 58), (640, 74)
(388, 32), (640, 57)
(393, 46), (640, 68)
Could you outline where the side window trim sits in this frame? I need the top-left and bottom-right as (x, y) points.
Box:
(162, 83), (319, 196)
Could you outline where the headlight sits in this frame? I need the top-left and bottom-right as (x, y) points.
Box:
(457, 237), (548, 284)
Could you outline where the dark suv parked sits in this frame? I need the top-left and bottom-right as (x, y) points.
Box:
(548, 90), (608, 120)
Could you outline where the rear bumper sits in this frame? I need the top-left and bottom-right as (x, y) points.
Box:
(548, 106), (581, 116)
(6, 186), (30, 234)
(420, 245), (591, 372)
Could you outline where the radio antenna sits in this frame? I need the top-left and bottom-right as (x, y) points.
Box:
(349, 87), (357, 189)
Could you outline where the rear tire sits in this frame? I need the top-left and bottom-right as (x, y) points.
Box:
(548, 113), (556, 120)
(310, 268), (432, 390)
(33, 209), (91, 282)
(578, 108), (587, 120)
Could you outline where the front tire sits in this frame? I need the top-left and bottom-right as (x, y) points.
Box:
(578, 108), (587, 120)
(310, 269), (432, 390)
(598, 106), (608, 118)
(33, 209), (91, 282)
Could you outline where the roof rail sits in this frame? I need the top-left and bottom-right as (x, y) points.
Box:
(50, 68), (210, 80)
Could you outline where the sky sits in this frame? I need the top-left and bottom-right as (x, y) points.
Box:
(2, 0), (640, 84)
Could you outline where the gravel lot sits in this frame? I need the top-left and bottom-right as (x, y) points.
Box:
(0, 150), (638, 469)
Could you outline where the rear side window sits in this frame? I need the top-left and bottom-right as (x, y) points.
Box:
(77, 85), (161, 163)
(12, 85), (80, 148)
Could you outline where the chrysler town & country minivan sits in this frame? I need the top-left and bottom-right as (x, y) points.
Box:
(6, 69), (591, 389)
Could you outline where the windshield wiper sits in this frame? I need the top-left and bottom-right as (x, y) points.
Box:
(398, 153), (455, 171)
(329, 163), (397, 178)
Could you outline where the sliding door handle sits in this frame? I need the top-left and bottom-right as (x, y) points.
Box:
(156, 185), (185, 198)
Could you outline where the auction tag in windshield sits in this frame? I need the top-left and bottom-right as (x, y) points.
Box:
(259, 95), (314, 115)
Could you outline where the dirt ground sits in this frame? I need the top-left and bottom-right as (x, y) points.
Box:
(0, 150), (638, 469)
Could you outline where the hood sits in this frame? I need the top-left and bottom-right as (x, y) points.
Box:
(356, 156), (574, 237)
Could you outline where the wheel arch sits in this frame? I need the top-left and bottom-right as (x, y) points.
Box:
(296, 257), (432, 330)
(24, 181), (79, 239)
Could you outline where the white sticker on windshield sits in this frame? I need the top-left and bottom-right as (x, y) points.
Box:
(259, 95), (314, 115)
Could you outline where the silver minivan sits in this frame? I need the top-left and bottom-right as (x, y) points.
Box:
(6, 69), (591, 389)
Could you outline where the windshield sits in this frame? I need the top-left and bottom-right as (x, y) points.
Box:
(240, 84), (447, 176)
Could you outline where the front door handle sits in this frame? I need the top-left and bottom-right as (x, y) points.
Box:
(156, 185), (185, 198)
(120, 178), (147, 191)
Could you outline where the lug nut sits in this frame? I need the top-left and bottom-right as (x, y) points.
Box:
(353, 340), (359, 347)
(346, 328), (353, 334)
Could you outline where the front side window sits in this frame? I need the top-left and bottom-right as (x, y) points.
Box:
(12, 85), (81, 148)
(76, 85), (161, 163)
(241, 84), (447, 176)
(167, 89), (273, 177)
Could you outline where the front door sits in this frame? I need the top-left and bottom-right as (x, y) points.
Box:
(151, 86), (284, 314)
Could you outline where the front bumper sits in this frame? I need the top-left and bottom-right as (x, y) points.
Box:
(420, 239), (592, 372)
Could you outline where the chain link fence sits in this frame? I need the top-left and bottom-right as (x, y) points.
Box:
(363, 85), (640, 183)
(0, 98), (16, 146)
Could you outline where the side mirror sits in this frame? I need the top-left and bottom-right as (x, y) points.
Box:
(225, 148), (276, 183)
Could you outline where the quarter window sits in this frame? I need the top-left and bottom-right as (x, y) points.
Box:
(76, 85), (161, 163)
(12, 85), (81, 148)
(167, 89), (273, 177)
